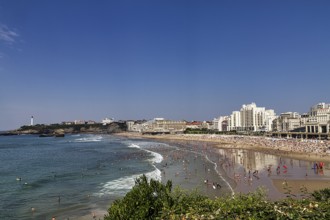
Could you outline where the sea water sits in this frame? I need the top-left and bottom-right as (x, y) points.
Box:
(0, 134), (167, 220)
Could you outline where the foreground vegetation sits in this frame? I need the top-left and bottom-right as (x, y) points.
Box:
(105, 175), (330, 220)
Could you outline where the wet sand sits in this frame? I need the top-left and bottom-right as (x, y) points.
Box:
(116, 133), (330, 200)
(273, 179), (330, 195)
(153, 140), (235, 198)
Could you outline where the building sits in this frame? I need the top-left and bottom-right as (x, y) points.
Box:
(305, 103), (330, 134)
(141, 118), (186, 134)
(214, 103), (276, 132)
(74, 120), (85, 125)
(212, 118), (220, 130)
(186, 121), (203, 129)
(213, 116), (230, 131)
(237, 103), (276, 132)
(264, 109), (277, 132)
(228, 111), (241, 131)
(86, 120), (96, 124)
(272, 112), (301, 132)
(102, 117), (114, 125)
(126, 121), (135, 131)
(270, 103), (330, 139)
(240, 103), (264, 131)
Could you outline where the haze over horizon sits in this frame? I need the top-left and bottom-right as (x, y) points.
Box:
(1, 0), (329, 130)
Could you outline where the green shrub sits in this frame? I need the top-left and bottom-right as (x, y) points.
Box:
(106, 176), (330, 220)
(312, 188), (330, 201)
(105, 175), (173, 220)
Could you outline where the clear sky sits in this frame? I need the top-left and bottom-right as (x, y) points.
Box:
(0, 0), (329, 130)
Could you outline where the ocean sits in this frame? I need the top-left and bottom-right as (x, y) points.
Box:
(0, 134), (169, 220)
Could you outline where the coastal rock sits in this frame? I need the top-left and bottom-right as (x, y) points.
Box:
(8, 122), (128, 135)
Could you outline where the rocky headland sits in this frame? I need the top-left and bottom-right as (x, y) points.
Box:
(0, 122), (127, 136)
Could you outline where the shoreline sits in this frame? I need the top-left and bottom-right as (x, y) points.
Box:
(115, 132), (330, 199)
(115, 132), (330, 163)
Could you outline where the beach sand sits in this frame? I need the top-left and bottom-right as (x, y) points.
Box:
(116, 133), (330, 162)
(115, 133), (330, 200)
(273, 179), (330, 195)
(154, 140), (235, 198)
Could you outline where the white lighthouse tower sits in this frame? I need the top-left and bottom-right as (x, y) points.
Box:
(30, 116), (34, 126)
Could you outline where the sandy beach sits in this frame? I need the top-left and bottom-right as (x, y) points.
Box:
(117, 133), (330, 162)
(115, 132), (330, 200)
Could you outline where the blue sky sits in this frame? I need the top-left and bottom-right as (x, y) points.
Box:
(0, 0), (329, 130)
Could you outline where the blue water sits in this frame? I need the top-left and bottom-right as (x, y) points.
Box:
(0, 134), (166, 220)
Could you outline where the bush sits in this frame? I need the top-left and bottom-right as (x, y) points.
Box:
(312, 188), (330, 201)
(105, 175), (173, 220)
(106, 176), (330, 220)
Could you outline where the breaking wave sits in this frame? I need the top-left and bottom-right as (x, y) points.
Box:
(94, 169), (161, 197)
(74, 135), (103, 143)
(95, 143), (163, 197)
(128, 144), (163, 164)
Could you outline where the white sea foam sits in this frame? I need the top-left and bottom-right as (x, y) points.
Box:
(146, 150), (163, 164)
(71, 134), (81, 137)
(94, 143), (163, 197)
(74, 135), (103, 143)
(94, 168), (161, 197)
(128, 144), (163, 164)
(127, 144), (141, 149)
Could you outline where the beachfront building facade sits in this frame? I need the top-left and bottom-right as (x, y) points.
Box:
(213, 116), (230, 131)
(228, 111), (241, 131)
(126, 120), (148, 132)
(305, 103), (330, 135)
(140, 118), (187, 134)
(239, 103), (276, 132)
(272, 112), (302, 132)
(264, 110), (277, 132)
(186, 121), (210, 129)
(216, 103), (277, 132)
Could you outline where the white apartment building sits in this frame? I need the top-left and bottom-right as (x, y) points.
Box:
(218, 103), (277, 132)
(239, 103), (276, 132)
(228, 111), (241, 131)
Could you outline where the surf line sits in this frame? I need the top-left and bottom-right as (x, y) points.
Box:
(205, 154), (235, 196)
(176, 147), (235, 196)
(128, 144), (163, 181)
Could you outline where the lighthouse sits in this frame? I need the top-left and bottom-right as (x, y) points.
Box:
(31, 116), (34, 126)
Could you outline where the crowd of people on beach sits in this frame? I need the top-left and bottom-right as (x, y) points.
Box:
(177, 134), (330, 156)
